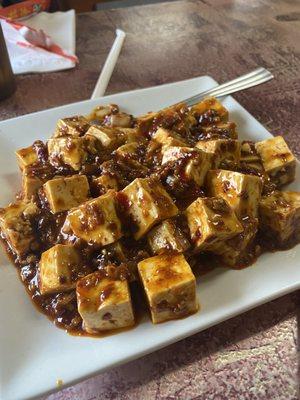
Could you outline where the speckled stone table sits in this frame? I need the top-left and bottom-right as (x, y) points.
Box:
(1, 0), (300, 399)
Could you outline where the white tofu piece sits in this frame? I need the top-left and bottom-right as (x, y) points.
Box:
(48, 137), (88, 171)
(87, 104), (119, 123)
(15, 145), (38, 170)
(0, 201), (38, 256)
(135, 111), (158, 135)
(191, 97), (229, 123)
(185, 196), (243, 252)
(114, 142), (141, 164)
(121, 177), (178, 240)
(39, 244), (81, 294)
(113, 142), (148, 173)
(117, 128), (144, 143)
(77, 272), (134, 333)
(152, 127), (187, 148)
(239, 141), (276, 195)
(83, 133), (102, 156)
(196, 139), (240, 169)
(198, 122), (238, 140)
(207, 170), (262, 218)
(136, 103), (187, 136)
(138, 253), (198, 323)
(259, 191), (300, 247)
(44, 175), (90, 213)
(241, 141), (262, 164)
(240, 141), (265, 174)
(92, 174), (119, 195)
(85, 125), (124, 151)
(53, 116), (90, 138)
(22, 176), (43, 201)
(66, 190), (122, 246)
(162, 146), (212, 186)
(22, 166), (44, 200)
(147, 219), (190, 255)
(255, 136), (296, 187)
(105, 112), (133, 128)
(211, 216), (258, 266)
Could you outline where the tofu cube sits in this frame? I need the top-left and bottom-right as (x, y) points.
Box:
(104, 112), (133, 128)
(136, 103), (187, 137)
(185, 197), (243, 252)
(207, 170), (262, 219)
(241, 141), (261, 163)
(0, 201), (38, 256)
(87, 104), (119, 123)
(239, 141), (277, 195)
(259, 191), (300, 247)
(66, 190), (122, 246)
(39, 244), (81, 294)
(147, 219), (190, 255)
(117, 127), (144, 143)
(48, 137), (87, 171)
(22, 171), (44, 201)
(136, 112), (159, 136)
(15, 145), (38, 170)
(85, 125), (124, 151)
(191, 97), (229, 123)
(113, 142), (146, 170)
(138, 253), (198, 323)
(196, 139), (240, 169)
(77, 272), (134, 333)
(240, 141), (265, 174)
(153, 127), (187, 148)
(211, 216), (258, 267)
(162, 146), (211, 186)
(198, 122), (238, 140)
(53, 116), (90, 138)
(44, 175), (90, 213)
(113, 142), (149, 175)
(92, 174), (119, 195)
(255, 136), (296, 187)
(135, 111), (158, 135)
(121, 178), (178, 240)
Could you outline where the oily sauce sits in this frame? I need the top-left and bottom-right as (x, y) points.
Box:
(1, 106), (298, 337)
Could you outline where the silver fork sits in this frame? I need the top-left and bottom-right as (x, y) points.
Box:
(181, 67), (273, 107)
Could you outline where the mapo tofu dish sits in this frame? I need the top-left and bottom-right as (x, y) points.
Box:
(0, 97), (299, 336)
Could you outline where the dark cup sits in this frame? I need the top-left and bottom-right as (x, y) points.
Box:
(0, 22), (16, 101)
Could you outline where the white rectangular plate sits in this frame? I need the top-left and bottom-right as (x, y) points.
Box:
(1, 76), (300, 400)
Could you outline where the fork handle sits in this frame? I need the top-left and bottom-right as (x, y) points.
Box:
(181, 67), (274, 107)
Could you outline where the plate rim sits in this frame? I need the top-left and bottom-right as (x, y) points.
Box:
(1, 75), (299, 400)
(0, 75), (213, 126)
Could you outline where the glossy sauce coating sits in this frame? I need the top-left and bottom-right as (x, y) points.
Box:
(1, 102), (298, 337)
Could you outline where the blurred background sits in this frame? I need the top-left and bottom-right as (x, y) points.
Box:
(0, 0), (178, 13)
